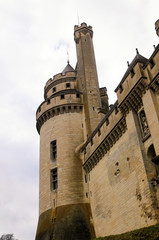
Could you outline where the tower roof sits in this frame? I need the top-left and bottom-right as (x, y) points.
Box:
(115, 52), (148, 92)
(62, 62), (75, 75)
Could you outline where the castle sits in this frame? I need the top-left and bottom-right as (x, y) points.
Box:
(35, 20), (159, 240)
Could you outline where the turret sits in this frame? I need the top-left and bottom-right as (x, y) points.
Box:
(74, 23), (102, 138)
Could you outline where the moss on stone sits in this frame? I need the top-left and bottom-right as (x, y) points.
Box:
(93, 224), (159, 240)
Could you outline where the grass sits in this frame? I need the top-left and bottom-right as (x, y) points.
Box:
(93, 224), (159, 240)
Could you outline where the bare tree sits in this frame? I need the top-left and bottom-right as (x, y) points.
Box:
(0, 234), (18, 240)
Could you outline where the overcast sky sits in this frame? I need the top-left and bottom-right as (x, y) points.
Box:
(0, 0), (158, 239)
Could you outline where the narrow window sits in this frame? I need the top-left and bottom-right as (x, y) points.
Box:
(51, 140), (57, 160)
(76, 93), (80, 98)
(85, 175), (87, 183)
(51, 168), (58, 190)
(66, 83), (70, 88)
(61, 94), (65, 99)
(47, 99), (50, 104)
(53, 87), (56, 93)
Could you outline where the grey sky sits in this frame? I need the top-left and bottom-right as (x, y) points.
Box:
(0, 0), (158, 239)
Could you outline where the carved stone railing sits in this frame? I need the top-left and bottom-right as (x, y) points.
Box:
(119, 77), (147, 115)
(83, 117), (127, 173)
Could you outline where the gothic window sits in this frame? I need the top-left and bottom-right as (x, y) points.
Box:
(51, 140), (57, 160)
(51, 168), (58, 190)
(138, 109), (150, 138)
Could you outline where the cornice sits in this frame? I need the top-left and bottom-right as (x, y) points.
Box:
(36, 104), (83, 134)
(119, 77), (147, 115)
(83, 117), (127, 173)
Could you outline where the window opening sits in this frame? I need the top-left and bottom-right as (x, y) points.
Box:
(76, 93), (80, 98)
(51, 168), (58, 190)
(53, 87), (56, 93)
(66, 83), (70, 88)
(85, 175), (87, 183)
(51, 140), (57, 160)
(47, 99), (50, 104)
(61, 94), (65, 99)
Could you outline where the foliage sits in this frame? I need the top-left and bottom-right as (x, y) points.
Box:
(0, 234), (18, 240)
(93, 224), (159, 240)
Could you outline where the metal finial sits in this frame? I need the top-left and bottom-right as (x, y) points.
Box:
(67, 51), (69, 64)
(127, 61), (130, 67)
(136, 48), (139, 54)
(77, 11), (80, 26)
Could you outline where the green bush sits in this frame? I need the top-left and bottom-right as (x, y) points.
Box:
(93, 224), (159, 240)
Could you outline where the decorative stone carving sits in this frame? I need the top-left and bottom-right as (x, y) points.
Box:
(138, 109), (150, 138)
(119, 77), (147, 115)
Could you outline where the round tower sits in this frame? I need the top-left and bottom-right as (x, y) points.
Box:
(36, 62), (95, 240)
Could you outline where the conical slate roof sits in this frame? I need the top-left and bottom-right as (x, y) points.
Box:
(62, 61), (75, 74)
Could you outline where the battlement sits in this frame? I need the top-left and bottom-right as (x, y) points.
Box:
(45, 71), (76, 90)
(74, 22), (93, 42)
(74, 22), (92, 32)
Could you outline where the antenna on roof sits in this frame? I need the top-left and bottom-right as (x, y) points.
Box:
(77, 11), (80, 26)
(136, 48), (139, 54)
(127, 61), (130, 67)
(153, 45), (156, 49)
